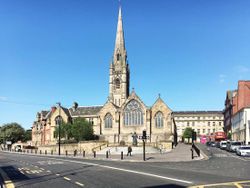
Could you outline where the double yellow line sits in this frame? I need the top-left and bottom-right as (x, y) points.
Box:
(0, 168), (15, 188)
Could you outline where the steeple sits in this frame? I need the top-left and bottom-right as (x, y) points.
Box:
(109, 5), (130, 107)
(114, 6), (126, 62)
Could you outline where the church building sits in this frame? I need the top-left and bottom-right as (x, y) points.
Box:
(32, 6), (176, 146)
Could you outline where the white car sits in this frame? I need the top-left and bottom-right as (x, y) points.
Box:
(229, 141), (241, 152)
(236, 146), (250, 156)
(220, 141), (227, 150)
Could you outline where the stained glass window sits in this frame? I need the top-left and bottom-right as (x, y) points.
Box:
(124, 100), (143, 126)
(155, 112), (164, 128)
(105, 113), (113, 128)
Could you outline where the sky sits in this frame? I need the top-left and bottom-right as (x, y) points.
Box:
(0, 0), (250, 130)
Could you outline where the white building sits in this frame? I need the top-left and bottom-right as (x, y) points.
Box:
(232, 107), (250, 144)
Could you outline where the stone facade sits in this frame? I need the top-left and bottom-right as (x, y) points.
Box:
(32, 6), (175, 147)
(173, 111), (224, 141)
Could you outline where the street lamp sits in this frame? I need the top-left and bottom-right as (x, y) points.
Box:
(56, 102), (61, 155)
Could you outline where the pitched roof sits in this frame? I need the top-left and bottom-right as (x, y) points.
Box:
(69, 106), (103, 116)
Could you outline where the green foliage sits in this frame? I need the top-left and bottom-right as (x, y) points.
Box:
(227, 132), (232, 140)
(23, 130), (32, 141)
(183, 127), (193, 143)
(71, 117), (94, 142)
(0, 123), (25, 144)
(54, 121), (73, 140)
(54, 117), (94, 142)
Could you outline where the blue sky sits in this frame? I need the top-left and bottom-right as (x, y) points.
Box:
(1, 0), (250, 130)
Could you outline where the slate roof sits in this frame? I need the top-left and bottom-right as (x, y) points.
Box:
(69, 106), (103, 116)
(41, 111), (49, 118)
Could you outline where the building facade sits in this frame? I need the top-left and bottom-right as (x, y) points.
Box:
(173, 111), (224, 141)
(229, 81), (250, 144)
(32, 6), (175, 146)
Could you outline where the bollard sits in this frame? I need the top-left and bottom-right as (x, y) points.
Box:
(191, 149), (194, 159)
(45, 150), (47, 155)
(83, 150), (85, 157)
(106, 151), (109, 158)
(93, 151), (96, 158)
(121, 151), (123, 160)
(66, 150), (68, 156)
(40, 150), (42, 155)
(35, 150), (37, 154)
(51, 150), (53, 155)
(74, 150), (77, 157)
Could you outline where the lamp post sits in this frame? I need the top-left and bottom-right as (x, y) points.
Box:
(56, 102), (61, 155)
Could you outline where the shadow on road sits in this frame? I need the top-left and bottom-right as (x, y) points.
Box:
(2, 166), (30, 182)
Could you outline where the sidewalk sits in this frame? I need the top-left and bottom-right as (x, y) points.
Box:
(90, 143), (204, 162)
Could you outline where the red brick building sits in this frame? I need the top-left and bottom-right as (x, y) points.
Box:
(224, 80), (250, 136)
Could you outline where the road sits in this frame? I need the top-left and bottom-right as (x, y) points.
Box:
(0, 145), (250, 188)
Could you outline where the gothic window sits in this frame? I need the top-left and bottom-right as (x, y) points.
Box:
(115, 78), (120, 89)
(104, 113), (113, 128)
(117, 53), (120, 61)
(124, 100), (143, 126)
(155, 112), (164, 128)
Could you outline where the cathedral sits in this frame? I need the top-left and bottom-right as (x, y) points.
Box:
(32, 6), (176, 146)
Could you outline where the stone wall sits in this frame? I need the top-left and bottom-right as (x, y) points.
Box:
(37, 141), (107, 155)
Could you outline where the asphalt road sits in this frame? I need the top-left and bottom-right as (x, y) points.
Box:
(0, 145), (250, 188)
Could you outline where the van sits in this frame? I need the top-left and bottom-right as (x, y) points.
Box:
(220, 141), (227, 150)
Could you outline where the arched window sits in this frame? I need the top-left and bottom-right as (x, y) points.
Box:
(117, 53), (120, 61)
(115, 78), (120, 89)
(105, 113), (113, 128)
(124, 100), (143, 126)
(155, 112), (164, 128)
(55, 116), (62, 126)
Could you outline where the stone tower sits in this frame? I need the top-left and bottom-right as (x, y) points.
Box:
(109, 6), (130, 107)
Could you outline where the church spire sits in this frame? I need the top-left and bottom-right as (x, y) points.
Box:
(114, 6), (126, 58)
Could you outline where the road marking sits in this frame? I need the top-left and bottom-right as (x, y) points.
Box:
(56, 173), (60, 176)
(1, 152), (193, 185)
(47, 170), (51, 173)
(63, 177), (71, 181)
(75, 182), (84, 187)
(42, 157), (193, 184)
(189, 180), (250, 188)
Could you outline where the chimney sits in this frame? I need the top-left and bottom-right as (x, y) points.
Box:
(51, 106), (56, 113)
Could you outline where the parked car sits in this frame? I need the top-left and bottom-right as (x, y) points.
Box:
(236, 146), (250, 156)
(226, 140), (232, 151)
(229, 141), (241, 152)
(210, 142), (216, 147)
(220, 141), (227, 150)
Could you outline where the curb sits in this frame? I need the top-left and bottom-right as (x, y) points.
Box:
(1, 150), (205, 163)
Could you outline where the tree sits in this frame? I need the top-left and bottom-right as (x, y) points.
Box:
(0, 123), (25, 144)
(54, 121), (73, 140)
(53, 118), (94, 142)
(183, 127), (193, 143)
(23, 130), (32, 142)
(71, 117), (94, 142)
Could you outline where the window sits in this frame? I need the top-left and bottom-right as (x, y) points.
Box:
(197, 129), (200, 134)
(155, 111), (164, 128)
(115, 78), (120, 89)
(187, 122), (190, 126)
(219, 122), (222, 126)
(124, 100), (143, 126)
(117, 53), (120, 61)
(213, 122), (215, 126)
(203, 129), (205, 133)
(55, 116), (62, 126)
(208, 122), (210, 126)
(213, 129), (215, 132)
(192, 122), (195, 126)
(104, 113), (113, 128)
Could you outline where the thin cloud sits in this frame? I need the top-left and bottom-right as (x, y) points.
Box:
(237, 65), (249, 73)
(219, 74), (226, 83)
(0, 96), (7, 101)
